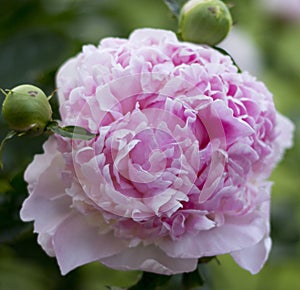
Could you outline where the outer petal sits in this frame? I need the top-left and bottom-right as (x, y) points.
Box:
(158, 213), (267, 258)
(230, 191), (271, 274)
(100, 244), (198, 275)
(20, 137), (71, 233)
(129, 28), (178, 45)
(53, 213), (127, 275)
(231, 237), (272, 274)
(274, 113), (294, 157)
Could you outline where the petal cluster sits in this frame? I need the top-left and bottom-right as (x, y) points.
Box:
(20, 28), (293, 275)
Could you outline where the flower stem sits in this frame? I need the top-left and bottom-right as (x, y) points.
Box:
(0, 130), (17, 169)
(127, 271), (171, 290)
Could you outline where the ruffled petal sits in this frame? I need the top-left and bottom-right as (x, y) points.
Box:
(158, 213), (267, 258)
(20, 137), (71, 233)
(101, 244), (198, 275)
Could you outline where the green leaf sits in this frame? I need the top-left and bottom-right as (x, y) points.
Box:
(0, 178), (13, 193)
(213, 46), (242, 73)
(182, 268), (204, 290)
(198, 256), (218, 264)
(163, 0), (187, 18)
(79, 263), (140, 290)
(0, 171), (29, 243)
(0, 247), (51, 290)
(47, 121), (97, 141)
(127, 272), (171, 290)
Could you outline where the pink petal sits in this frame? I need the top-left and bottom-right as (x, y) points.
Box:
(53, 213), (126, 275)
(129, 28), (178, 45)
(20, 137), (71, 233)
(158, 213), (267, 258)
(231, 237), (272, 274)
(274, 113), (295, 156)
(101, 244), (198, 275)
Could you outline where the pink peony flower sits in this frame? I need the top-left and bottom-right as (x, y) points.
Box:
(20, 28), (294, 276)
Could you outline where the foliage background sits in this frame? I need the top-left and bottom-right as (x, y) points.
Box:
(0, 0), (299, 289)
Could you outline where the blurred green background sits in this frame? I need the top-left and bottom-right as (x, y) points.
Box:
(0, 0), (299, 289)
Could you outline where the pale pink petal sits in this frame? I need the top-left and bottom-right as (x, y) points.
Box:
(129, 28), (178, 45)
(231, 237), (272, 274)
(159, 213), (267, 258)
(53, 213), (126, 275)
(274, 113), (295, 155)
(20, 137), (71, 232)
(101, 245), (198, 275)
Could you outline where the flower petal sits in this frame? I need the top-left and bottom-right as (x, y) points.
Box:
(158, 212), (267, 258)
(53, 213), (127, 275)
(20, 137), (71, 233)
(101, 244), (198, 275)
(231, 236), (272, 274)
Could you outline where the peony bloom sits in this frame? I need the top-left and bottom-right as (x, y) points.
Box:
(20, 28), (293, 276)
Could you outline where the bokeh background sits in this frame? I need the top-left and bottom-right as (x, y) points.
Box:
(0, 0), (299, 289)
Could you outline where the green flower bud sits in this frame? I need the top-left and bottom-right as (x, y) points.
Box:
(179, 0), (232, 46)
(1, 84), (52, 135)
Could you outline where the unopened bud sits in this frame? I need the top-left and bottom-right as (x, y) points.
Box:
(1, 84), (52, 135)
(179, 0), (233, 46)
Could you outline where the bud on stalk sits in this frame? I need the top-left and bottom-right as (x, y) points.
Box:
(178, 0), (232, 46)
(1, 84), (52, 135)
(0, 84), (97, 168)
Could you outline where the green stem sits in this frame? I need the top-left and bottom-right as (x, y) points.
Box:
(0, 88), (8, 97)
(182, 267), (204, 290)
(127, 272), (171, 290)
(163, 0), (182, 18)
(0, 130), (17, 169)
